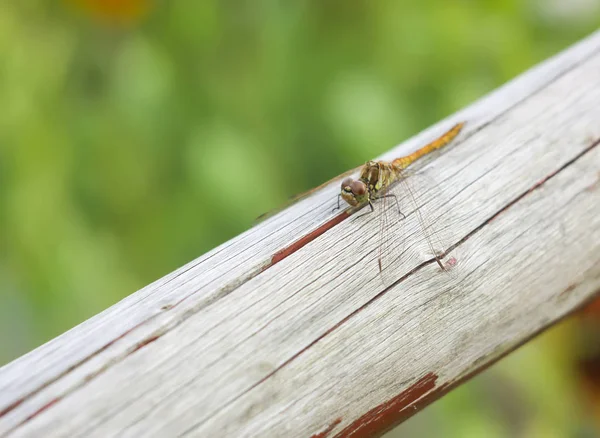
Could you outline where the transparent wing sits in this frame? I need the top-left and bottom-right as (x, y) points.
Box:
(377, 184), (407, 277)
(377, 166), (462, 283)
(254, 165), (362, 224)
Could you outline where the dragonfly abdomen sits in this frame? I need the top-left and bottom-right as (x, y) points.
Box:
(391, 122), (464, 170)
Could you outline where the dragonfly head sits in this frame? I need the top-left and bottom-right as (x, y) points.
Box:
(340, 177), (368, 206)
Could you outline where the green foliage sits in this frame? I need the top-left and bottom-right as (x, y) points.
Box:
(0, 0), (598, 375)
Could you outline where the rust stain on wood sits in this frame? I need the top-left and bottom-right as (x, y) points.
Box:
(28, 398), (60, 419)
(11, 397), (62, 429)
(131, 334), (161, 353)
(268, 212), (350, 268)
(311, 417), (342, 438)
(331, 301), (600, 438)
(0, 398), (24, 418)
(334, 373), (438, 438)
(557, 283), (579, 302)
(585, 171), (600, 192)
(341, 291), (600, 437)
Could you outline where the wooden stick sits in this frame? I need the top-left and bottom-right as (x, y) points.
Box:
(2, 30), (600, 438)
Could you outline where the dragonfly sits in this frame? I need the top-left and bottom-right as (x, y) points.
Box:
(336, 122), (465, 272)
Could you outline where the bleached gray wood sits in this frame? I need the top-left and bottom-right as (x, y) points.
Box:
(2, 30), (600, 437)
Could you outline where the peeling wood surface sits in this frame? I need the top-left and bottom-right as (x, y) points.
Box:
(2, 30), (600, 437)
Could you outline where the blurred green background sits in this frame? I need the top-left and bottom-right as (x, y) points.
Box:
(1, 0), (599, 436)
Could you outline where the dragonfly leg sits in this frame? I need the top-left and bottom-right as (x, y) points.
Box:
(331, 194), (342, 213)
(435, 257), (445, 270)
(357, 201), (375, 218)
(376, 194), (406, 220)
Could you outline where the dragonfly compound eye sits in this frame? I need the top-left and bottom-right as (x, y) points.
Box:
(351, 181), (366, 196)
(341, 177), (354, 191)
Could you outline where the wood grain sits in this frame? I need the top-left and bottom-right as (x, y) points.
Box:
(2, 30), (600, 438)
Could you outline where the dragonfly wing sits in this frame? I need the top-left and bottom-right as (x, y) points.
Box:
(402, 168), (462, 275)
(378, 167), (462, 282)
(376, 185), (408, 283)
(254, 165), (363, 224)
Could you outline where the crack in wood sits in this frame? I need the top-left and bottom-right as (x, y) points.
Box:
(442, 135), (600, 260)
(0, 318), (151, 420)
(2, 329), (167, 434)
